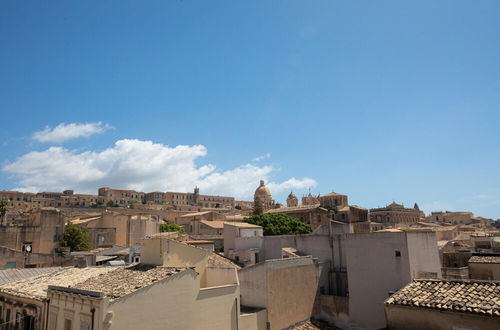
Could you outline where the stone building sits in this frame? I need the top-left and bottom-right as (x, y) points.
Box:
(254, 180), (274, 211)
(286, 192), (298, 207)
(426, 211), (475, 225)
(318, 192), (348, 209)
(266, 205), (331, 231)
(0, 208), (64, 257)
(98, 187), (144, 206)
(385, 279), (500, 330)
(143, 191), (166, 204)
(301, 192), (319, 206)
(242, 230), (441, 329)
(224, 222), (264, 266)
(165, 187), (235, 209)
(468, 255), (500, 280)
(267, 190), (369, 232)
(370, 202), (422, 225)
(0, 239), (250, 330)
(238, 256), (319, 330)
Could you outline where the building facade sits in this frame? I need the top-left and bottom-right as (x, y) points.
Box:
(370, 202), (422, 225)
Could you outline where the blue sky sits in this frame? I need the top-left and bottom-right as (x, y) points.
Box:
(0, 1), (499, 218)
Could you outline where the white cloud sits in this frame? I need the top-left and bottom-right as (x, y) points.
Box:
(33, 122), (111, 143)
(252, 153), (271, 162)
(268, 178), (317, 194)
(3, 139), (316, 200)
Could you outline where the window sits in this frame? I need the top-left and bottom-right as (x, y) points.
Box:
(395, 250), (401, 257)
(64, 319), (72, 330)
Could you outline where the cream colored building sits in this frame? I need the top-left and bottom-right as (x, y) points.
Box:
(370, 202), (422, 225)
(254, 180), (274, 210)
(98, 187), (145, 206)
(238, 256), (319, 330)
(385, 279), (500, 330)
(426, 211), (474, 225)
(0, 237), (267, 330)
(224, 222), (264, 266)
(165, 187), (235, 209)
(468, 255), (500, 280)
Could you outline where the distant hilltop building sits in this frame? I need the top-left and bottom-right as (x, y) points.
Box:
(286, 192), (298, 207)
(254, 180), (275, 210)
(369, 202), (423, 225)
(257, 180), (369, 232)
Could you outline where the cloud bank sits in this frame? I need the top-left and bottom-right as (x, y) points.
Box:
(3, 139), (316, 200)
(33, 122), (111, 143)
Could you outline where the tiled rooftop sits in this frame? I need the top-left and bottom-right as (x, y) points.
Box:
(225, 221), (262, 228)
(0, 265), (185, 301)
(0, 267), (116, 300)
(0, 267), (61, 285)
(385, 279), (500, 316)
(207, 253), (241, 269)
(469, 256), (500, 264)
(200, 220), (225, 229)
(74, 264), (184, 301)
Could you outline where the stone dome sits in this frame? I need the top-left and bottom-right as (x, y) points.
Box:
(287, 191), (298, 200)
(254, 180), (272, 200)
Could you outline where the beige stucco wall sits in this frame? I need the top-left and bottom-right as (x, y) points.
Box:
(205, 267), (238, 287)
(385, 304), (499, 330)
(240, 309), (267, 330)
(141, 238), (209, 284)
(345, 232), (412, 330)
(48, 289), (107, 330)
(344, 231), (442, 330)
(406, 231), (442, 279)
(239, 257), (318, 330)
(108, 269), (240, 330)
(469, 262), (500, 280)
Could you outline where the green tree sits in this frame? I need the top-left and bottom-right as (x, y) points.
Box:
(0, 200), (9, 219)
(253, 196), (263, 215)
(244, 213), (312, 236)
(159, 223), (186, 234)
(61, 222), (91, 251)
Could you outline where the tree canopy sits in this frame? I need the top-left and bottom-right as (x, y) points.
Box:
(159, 223), (186, 234)
(60, 222), (91, 251)
(0, 200), (9, 218)
(252, 196), (263, 215)
(244, 213), (312, 236)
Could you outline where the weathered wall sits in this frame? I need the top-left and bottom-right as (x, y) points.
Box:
(469, 262), (500, 280)
(406, 231), (442, 279)
(238, 262), (268, 308)
(385, 304), (499, 330)
(239, 257), (318, 330)
(266, 258), (318, 330)
(239, 309), (267, 330)
(205, 267), (238, 288)
(141, 238), (209, 284)
(108, 269), (240, 330)
(345, 232), (411, 330)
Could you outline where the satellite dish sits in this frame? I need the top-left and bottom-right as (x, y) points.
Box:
(25, 245), (31, 253)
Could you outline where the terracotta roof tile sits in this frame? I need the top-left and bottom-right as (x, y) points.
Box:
(385, 279), (500, 316)
(469, 256), (500, 264)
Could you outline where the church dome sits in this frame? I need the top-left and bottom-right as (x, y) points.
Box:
(255, 180), (272, 200)
(287, 191), (298, 200)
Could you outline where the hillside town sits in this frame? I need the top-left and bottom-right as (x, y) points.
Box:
(0, 181), (498, 329)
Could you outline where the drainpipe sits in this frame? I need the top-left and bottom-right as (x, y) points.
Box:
(44, 298), (50, 330)
(91, 307), (96, 330)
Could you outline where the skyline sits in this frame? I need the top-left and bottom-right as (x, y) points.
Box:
(1, 1), (500, 218)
